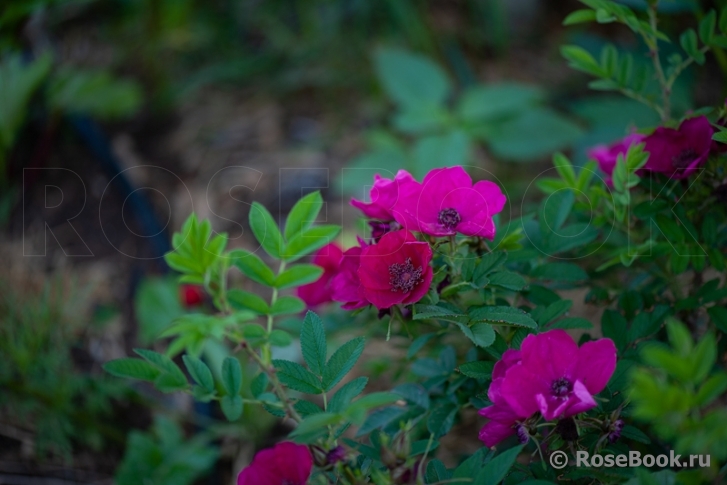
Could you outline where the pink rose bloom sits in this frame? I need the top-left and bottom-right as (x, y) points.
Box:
(296, 243), (343, 308)
(479, 349), (532, 447)
(588, 133), (646, 186)
(592, 116), (713, 183)
(237, 442), (312, 485)
(641, 116), (713, 179)
(357, 230), (432, 309)
(393, 166), (506, 239)
(500, 330), (616, 421)
(351, 170), (418, 221)
(331, 244), (369, 310)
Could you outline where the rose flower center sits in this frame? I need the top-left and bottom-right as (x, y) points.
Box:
(551, 377), (573, 398)
(672, 148), (698, 169)
(438, 208), (461, 230)
(389, 257), (423, 293)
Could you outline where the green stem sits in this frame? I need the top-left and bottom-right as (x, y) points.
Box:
(645, 2), (671, 121)
(262, 260), (286, 365)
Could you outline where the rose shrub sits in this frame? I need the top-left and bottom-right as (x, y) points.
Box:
(104, 1), (727, 484)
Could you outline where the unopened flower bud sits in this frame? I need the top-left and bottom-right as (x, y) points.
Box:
(608, 419), (625, 443)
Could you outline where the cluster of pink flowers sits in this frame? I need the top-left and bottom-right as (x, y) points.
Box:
(296, 166), (506, 310)
(478, 330), (617, 447)
(589, 115), (718, 185)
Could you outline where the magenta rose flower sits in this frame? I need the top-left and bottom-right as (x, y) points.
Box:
(393, 166), (506, 239)
(588, 133), (646, 186)
(499, 330), (616, 421)
(641, 115), (713, 179)
(592, 116), (713, 182)
(478, 349), (532, 447)
(237, 441), (313, 485)
(357, 229), (433, 309)
(296, 243), (343, 308)
(351, 170), (418, 221)
(331, 244), (369, 310)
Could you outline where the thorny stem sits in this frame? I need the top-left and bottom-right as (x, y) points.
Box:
(240, 341), (302, 423)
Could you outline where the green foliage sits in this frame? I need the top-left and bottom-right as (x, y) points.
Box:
(630, 319), (727, 466)
(0, 277), (128, 459)
(115, 416), (218, 485)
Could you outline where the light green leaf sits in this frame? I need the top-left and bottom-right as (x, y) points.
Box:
(104, 358), (160, 381)
(284, 191), (323, 240)
(374, 47), (451, 109)
(270, 296), (306, 316)
(182, 355), (215, 393)
(275, 264), (324, 290)
(249, 202), (284, 259)
(229, 249), (276, 286)
(283, 225), (341, 262)
(228, 289), (270, 314)
(220, 395), (243, 421)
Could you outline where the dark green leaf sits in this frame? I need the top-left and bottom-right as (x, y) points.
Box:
(427, 402), (458, 438)
(329, 377), (368, 413)
(459, 361), (494, 380)
(182, 355), (215, 393)
(221, 357), (242, 396)
(469, 306), (537, 328)
(531, 262), (588, 282)
(322, 337), (365, 391)
(301, 311), (327, 375)
(273, 359), (322, 394)
(488, 271), (526, 291)
(475, 445), (523, 485)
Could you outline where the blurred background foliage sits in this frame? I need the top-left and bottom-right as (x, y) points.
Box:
(1, 0), (725, 483)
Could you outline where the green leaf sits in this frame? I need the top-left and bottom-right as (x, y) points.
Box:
(469, 306), (537, 328)
(541, 189), (574, 232)
(47, 67), (142, 119)
(229, 249), (276, 286)
(269, 329), (294, 347)
(220, 395), (243, 421)
(412, 130), (470, 179)
(454, 449), (489, 480)
(283, 225), (341, 262)
(721, 7), (727, 33)
(531, 262), (588, 282)
(712, 131), (727, 144)
(393, 383), (430, 409)
(473, 252), (507, 281)
(301, 311), (327, 376)
(553, 152), (577, 187)
(537, 299), (572, 325)
(602, 310), (628, 351)
(275, 264), (324, 290)
(221, 357), (242, 396)
(680, 29), (704, 64)
(488, 108), (584, 162)
(564, 9), (597, 25)
(329, 377), (368, 413)
(695, 373), (727, 406)
(290, 413), (343, 441)
(457, 83), (542, 122)
(134, 349), (186, 379)
(413, 304), (465, 320)
(270, 296), (306, 316)
(273, 359), (323, 394)
(475, 445), (524, 485)
(470, 322), (496, 347)
(427, 402), (458, 438)
(322, 337), (365, 391)
(707, 305), (727, 333)
(549, 317), (593, 329)
(346, 392), (401, 423)
(620, 425), (651, 444)
(134, 277), (185, 344)
(561, 45), (606, 77)
(104, 358), (160, 381)
(284, 191), (323, 240)
(356, 406), (407, 436)
(182, 355), (215, 393)
(487, 271), (526, 291)
(228, 289), (270, 314)
(249, 202), (284, 259)
(459, 361), (494, 380)
(374, 47), (451, 109)
(700, 10), (717, 44)
(393, 105), (450, 134)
